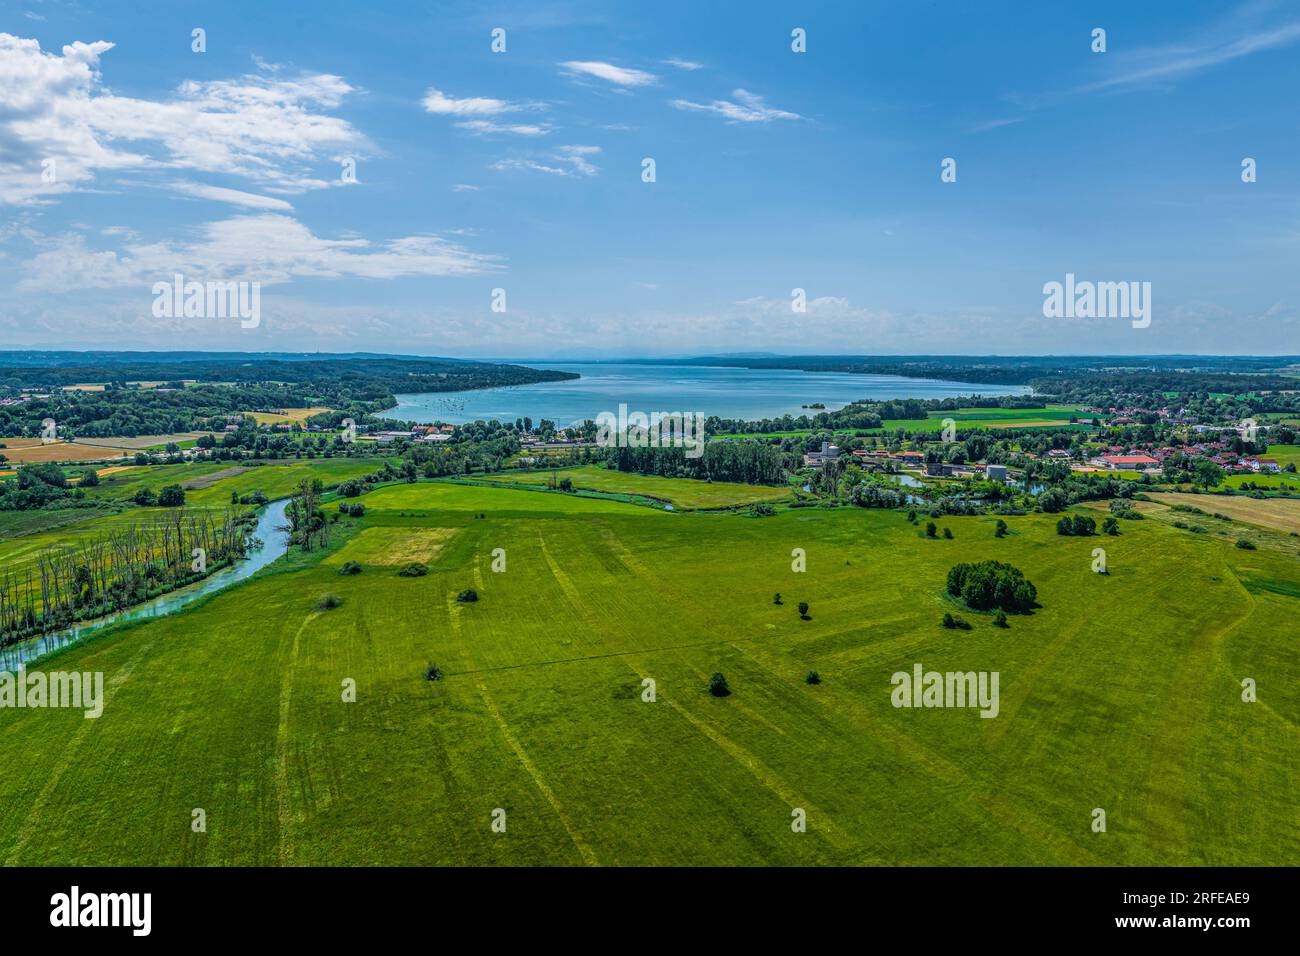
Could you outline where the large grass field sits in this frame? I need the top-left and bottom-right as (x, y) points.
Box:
(720, 405), (1090, 438)
(0, 477), (1295, 866)
(480, 465), (790, 508)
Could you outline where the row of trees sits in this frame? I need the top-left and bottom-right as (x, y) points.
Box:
(601, 442), (789, 485)
(0, 509), (251, 645)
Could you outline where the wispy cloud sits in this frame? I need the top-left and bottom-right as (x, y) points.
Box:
(560, 60), (657, 87)
(662, 57), (703, 71)
(454, 119), (552, 137)
(1077, 19), (1300, 93)
(491, 145), (601, 178)
(169, 182), (295, 211)
(966, 116), (1025, 134)
(670, 89), (800, 123)
(421, 87), (534, 116)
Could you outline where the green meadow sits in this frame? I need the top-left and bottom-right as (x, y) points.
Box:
(720, 405), (1090, 438)
(83, 458), (390, 507)
(480, 465), (790, 509)
(0, 465), (1295, 866)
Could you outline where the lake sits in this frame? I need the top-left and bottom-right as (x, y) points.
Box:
(384, 363), (1029, 426)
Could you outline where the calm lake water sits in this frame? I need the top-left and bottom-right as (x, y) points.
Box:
(386, 363), (1029, 426)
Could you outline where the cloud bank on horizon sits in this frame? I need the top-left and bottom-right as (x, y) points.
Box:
(1, 0), (1298, 357)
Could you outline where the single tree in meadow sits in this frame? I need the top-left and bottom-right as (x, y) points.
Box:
(797, 602), (810, 620)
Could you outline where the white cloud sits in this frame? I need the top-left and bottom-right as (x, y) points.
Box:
(662, 57), (703, 71)
(670, 89), (800, 123)
(17, 214), (499, 292)
(491, 144), (600, 178)
(560, 60), (657, 87)
(421, 87), (531, 116)
(455, 119), (552, 137)
(169, 182), (295, 210)
(0, 33), (368, 205)
(451, 183), (480, 192)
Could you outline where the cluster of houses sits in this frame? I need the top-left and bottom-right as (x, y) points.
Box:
(803, 442), (1014, 482)
(369, 424), (457, 444)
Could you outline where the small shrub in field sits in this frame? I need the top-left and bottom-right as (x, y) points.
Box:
(423, 662), (443, 681)
(1235, 539), (1256, 550)
(943, 527), (953, 539)
(925, 521), (937, 538)
(708, 672), (731, 697)
(797, 601), (810, 620)
(338, 561), (362, 575)
(457, 588), (478, 603)
(398, 562), (428, 577)
(942, 612), (971, 630)
(805, 671), (821, 685)
(993, 611), (1009, 628)
(316, 593), (343, 610)
(994, 519), (1008, 538)
(773, 592), (783, 605)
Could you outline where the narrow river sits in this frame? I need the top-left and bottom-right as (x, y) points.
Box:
(0, 499), (291, 671)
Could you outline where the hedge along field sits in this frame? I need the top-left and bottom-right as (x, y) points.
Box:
(480, 465), (791, 509)
(0, 481), (1295, 865)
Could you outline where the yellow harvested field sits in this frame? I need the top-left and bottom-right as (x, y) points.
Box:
(71, 432), (214, 450)
(1147, 492), (1300, 535)
(0, 440), (130, 464)
(243, 407), (332, 424)
(61, 383), (107, 392)
(325, 527), (459, 567)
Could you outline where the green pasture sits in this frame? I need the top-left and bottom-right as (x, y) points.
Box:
(480, 465), (790, 509)
(0, 478), (1294, 865)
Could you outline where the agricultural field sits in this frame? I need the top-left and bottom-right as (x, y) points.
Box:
(1222, 472), (1300, 491)
(0, 479), (1294, 866)
(1147, 491), (1300, 536)
(719, 405), (1089, 439)
(482, 465), (790, 509)
(0, 439), (131, 465)
(0, 433), (216, 464)
(1263, 444), (1300, 468)
(243, 407), (332, 425)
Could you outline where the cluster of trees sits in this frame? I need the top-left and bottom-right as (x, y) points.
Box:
(134, 484), (185, 507)
(1055, 514), (1097, 536)
(0, 509), (250, 644)
(946, 560), (1038, 613)
(601, 442), (789, 485)
(0, 463), (85, 511)
(284, 479), (329, 552)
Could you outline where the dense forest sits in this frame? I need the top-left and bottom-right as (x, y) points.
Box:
(0, 352), (577, 438)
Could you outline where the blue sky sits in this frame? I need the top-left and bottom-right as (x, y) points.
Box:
(2, 0), (1299, 357)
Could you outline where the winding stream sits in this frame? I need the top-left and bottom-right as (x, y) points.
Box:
(0, 499), (291, 671)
